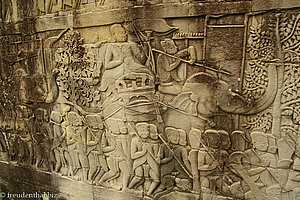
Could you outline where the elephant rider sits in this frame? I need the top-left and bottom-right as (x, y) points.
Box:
(157, 38), (196, 95)
(99, 24), (151, 98)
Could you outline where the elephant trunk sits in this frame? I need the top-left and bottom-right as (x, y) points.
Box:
(45, 68), (59, 103)
(218, 90), (254, 114)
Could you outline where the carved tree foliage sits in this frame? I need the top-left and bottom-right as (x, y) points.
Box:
(279, 14), (300, 136)
(243, 17), (274, 132)
(242, 112), (272, 132)
(242, 60), (268, 100)
(55, 30), (101, 107)
(243, 13), (300, 135)
(247, 17), (276, 60)
(279, 14), (300, 62)
(281, 64), (300, 137)
(0, 76), (16, 112)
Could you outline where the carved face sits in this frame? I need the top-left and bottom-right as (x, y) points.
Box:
(161, 39), (178, 54)
(251, 131), (268, 152)
(50, 111), (62, 124)
(166, 127), (179, 144)
(203, 130), (220, 149)
(86, 115), (103, 129)
(219, 130), (231, 150)
(36, 108), (45, 122)
(111, 25), (126, 42)
(149, 124), (158, 140)
(68, 112), (83, 126)
(23, 106), (33, 118)
(136, 123), (149, 139)
(178, 129), (187, 146)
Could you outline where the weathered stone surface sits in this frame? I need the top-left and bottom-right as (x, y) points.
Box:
(252, 0), (300, 11)
(0, 1), (299, 200)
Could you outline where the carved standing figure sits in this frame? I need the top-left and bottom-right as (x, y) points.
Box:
(33, 108), (51, 171)
(66, 112), (89, 181)
(86, 114), (108, 183)
(128, 123), (160, 195)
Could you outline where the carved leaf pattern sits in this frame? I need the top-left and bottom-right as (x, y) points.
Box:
(247, 17), (276, 60)
(279, 14), (300, 62)
(0, 76), (16, 112)
(242, 112), (272, 132)
(55, 30), (101, 107)
(242, 61), (268, 99)
(281, 64), (300, 125)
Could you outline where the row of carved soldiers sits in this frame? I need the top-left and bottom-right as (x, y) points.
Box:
(1, 106), (294, 198)
(0, 106), (252, 197)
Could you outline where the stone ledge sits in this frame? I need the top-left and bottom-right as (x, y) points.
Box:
(36, 1), (251, 32)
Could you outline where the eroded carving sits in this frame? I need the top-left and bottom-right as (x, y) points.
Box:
(0, 4), (299, 200)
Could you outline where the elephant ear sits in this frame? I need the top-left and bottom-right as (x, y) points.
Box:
(184, 72), (217, 85)
(170, 92), (198, 116)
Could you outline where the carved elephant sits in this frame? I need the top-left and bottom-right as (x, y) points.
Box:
(161, 72), (253, 133)
(14, 68), (59, 104)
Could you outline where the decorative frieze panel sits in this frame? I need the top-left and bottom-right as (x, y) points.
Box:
(0, 1), (299, 200)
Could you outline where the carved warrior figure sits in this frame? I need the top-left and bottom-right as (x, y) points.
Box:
(13, 106), (34, 165)
(85, 114), (108, 183)
(128, 123), (160, 195)
(65, 112), (89, 181)
(50, 110), (68, 173)
(98, 129), (127, 188)
(161, 127), (191, 181)
(33, 108), (51, 170)
(97, 118), (132, 189)
(188, 129), (232, 193)
(157, 38), (196, 95)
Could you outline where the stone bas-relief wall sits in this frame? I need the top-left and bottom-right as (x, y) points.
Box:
(0, 1), (299, 200)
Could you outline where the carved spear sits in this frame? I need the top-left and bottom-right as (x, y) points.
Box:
(152, 48), (231, 76)
(152, 98), (193, 179)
